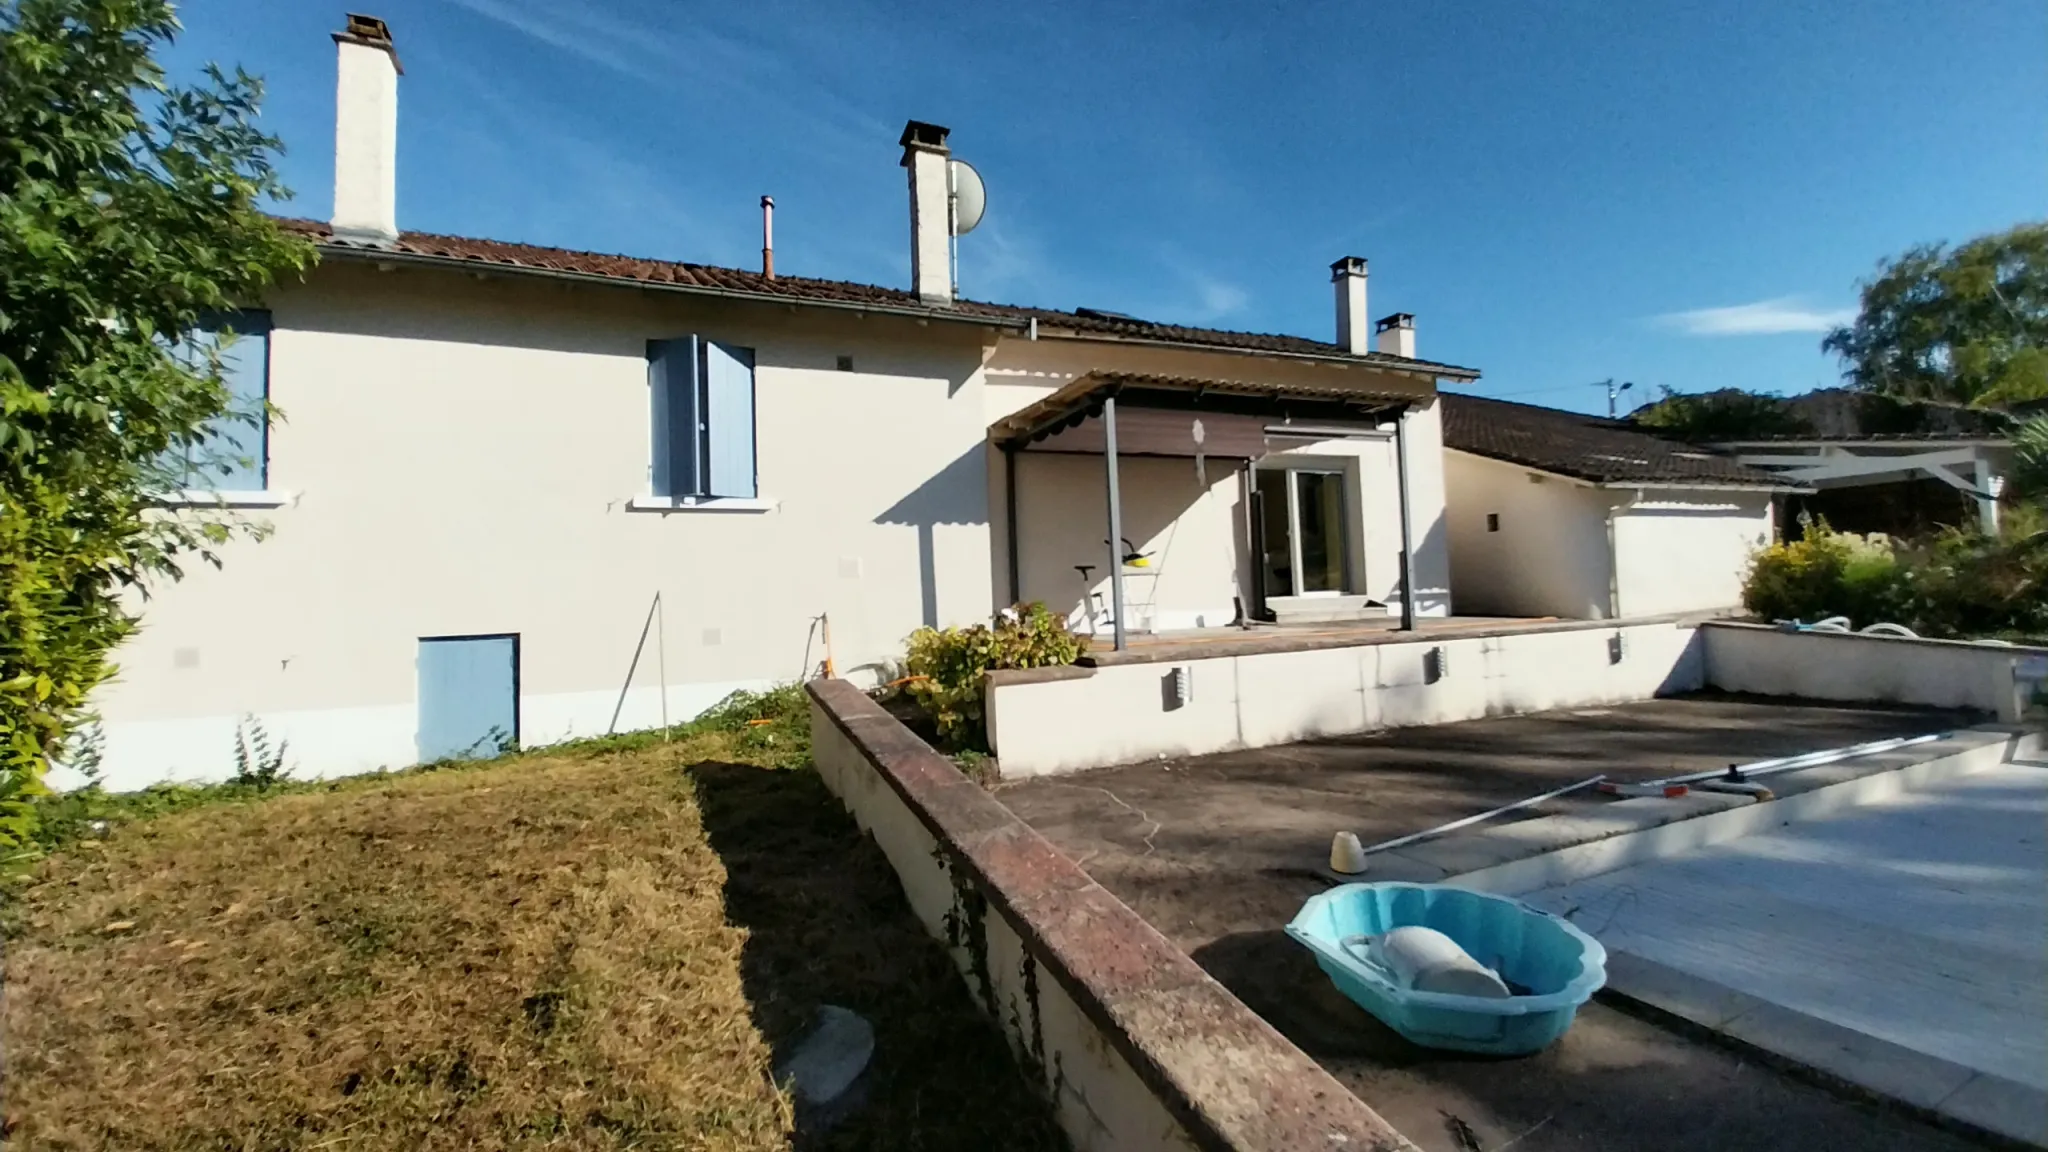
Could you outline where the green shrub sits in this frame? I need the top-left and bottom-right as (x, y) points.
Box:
(902, 604), (1083, 751)
(1744, 523), (1905, 626)
(1745, 514), (2048, 639)
(230, 715), (292, 789)
(1888, 512), (2048, 640)
(689, 683), (813, 766)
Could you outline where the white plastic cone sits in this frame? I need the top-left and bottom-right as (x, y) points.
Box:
(1329, 830), (1368, 875)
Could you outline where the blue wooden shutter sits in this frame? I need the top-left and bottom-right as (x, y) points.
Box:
(209, 312), (271, 491)
(417, 635), (519, 761)
(648, 337), (702, 497)
(703, 340), (756, 498)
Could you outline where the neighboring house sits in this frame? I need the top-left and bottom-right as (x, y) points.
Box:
(80, 15), (1479, 790)
(1441, 394), (1799, 620)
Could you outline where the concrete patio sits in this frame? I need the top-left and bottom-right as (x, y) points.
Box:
(996, 693), (1975, 951)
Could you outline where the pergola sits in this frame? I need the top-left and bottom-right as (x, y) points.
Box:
(1717, 436), (2011, 534)
(988, 371), (1425, 651)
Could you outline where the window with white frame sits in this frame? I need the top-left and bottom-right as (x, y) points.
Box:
(1255, 466), (1350, 596)
(166, 310), (271, 492)
(648, 336), (757, 500)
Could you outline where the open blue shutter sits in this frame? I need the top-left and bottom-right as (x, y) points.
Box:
(704, 341), (756, 498)
(210, 312), (270, 490)
(648, 337), (702, 497)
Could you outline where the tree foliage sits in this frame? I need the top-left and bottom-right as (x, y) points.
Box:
(2015, 416), (2048, 505)
(1824, 222), (2048, 409)
(1629, 386), (1813, 441)
(0, 0), (312, 859)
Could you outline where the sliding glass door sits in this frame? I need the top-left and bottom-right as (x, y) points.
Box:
(1255, 468), (1349, 598)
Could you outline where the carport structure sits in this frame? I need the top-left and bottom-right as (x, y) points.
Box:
(988, 368), (1450, 650)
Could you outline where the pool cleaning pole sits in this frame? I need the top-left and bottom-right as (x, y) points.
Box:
(1359, 774), (1607, 856)
(1103, 395), (1128, 652)
(1644, 732), (1946, 788)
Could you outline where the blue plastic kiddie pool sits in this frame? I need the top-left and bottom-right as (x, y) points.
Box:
(1286, 882), (1606, 1055)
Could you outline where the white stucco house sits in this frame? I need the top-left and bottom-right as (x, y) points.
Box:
(81, 15), (1483, 790)
(1440, 394), (1801, 620)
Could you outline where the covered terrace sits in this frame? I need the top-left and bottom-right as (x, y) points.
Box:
(988, 368), (1449, 653)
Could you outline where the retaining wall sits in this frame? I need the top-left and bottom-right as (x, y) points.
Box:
(806, 678), (1417, 1152)
(1699, 623), (2045, 722)
(987, 619), (1706, 777)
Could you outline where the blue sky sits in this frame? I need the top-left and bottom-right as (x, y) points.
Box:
(169, 0), (2043, 412)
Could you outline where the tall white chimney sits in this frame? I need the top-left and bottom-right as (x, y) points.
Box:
(1376, 313), (1416, 359)
(901, 120), (952, 303)
(1331, 257), (1369, 354)
(331, 14), (400, 246)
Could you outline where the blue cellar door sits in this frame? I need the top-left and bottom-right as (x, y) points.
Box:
(417, 635), (518, 761)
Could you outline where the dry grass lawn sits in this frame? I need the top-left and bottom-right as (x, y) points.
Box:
(1, 716), (1063, 1150)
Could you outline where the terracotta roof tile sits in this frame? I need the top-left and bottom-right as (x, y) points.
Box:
(278, 218), (1480, 378)
(1442, 393), (1794, 488)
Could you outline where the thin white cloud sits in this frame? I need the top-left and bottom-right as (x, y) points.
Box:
(1142, 247), (1251, 323)
(440, 0), (886, 156)
(435, 57), (743, 266)
(1657, 297), (1855, 336)
(962, 218), (1056, 303)
(1191, 275), (1249, 321)
(443, 0), (665, 87)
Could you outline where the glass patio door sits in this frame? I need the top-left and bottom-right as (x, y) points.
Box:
(1255, 468), (1348, 597)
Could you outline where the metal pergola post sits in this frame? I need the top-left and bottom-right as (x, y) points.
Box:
(1103, 395), (1128, 651)
(1003, 444), (1021, 604)
(1393, 408), (1417, 632)
(1976, 451), (2002, 536)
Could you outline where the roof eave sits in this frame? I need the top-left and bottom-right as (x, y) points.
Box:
(1598, 479), (1814, 495)
(1030, 327), (1482, 382)
(311, 240), (1032, 332)
(1710, 437), (2010, 449)
(309, 235), (1485, 377)
(1448, 448), (1798, 492)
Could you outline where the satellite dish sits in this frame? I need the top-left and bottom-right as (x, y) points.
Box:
(949, 159), (986, 235)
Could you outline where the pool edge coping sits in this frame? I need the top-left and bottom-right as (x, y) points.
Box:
(1597, 951), (2046, 1149)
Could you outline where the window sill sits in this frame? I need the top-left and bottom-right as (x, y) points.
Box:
(159, 489), (293, 509)
(627, 495), (779, 514)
